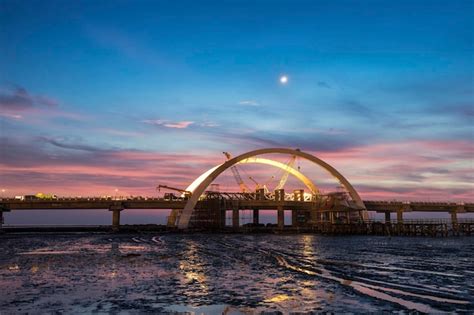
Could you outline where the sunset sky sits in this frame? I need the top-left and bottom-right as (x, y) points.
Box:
(1, 0), (473, 201)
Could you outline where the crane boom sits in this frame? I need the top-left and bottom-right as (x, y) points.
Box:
(274, 155), (296, 191)
(223, 152), (250, 192)
(248, 176), (260, 189)
(157, 185), (191, 194)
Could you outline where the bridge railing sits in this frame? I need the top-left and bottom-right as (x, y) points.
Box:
(364, 200), (466, 206)
(362, 219), (474, 224)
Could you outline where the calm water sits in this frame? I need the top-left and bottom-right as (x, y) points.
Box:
(0, 234), (473, 313)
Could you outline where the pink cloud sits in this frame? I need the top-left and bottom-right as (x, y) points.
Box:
(0, 112), (22, 119)
(1, 138), (472, 202)
(143, 119), (194, 129)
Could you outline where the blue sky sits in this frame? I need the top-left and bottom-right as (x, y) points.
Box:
(0, 0), (472, 200)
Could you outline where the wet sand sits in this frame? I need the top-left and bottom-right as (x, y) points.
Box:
(0, 233), (473, 313)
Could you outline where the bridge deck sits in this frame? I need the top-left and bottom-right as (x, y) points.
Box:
(0, 198), (472, 212)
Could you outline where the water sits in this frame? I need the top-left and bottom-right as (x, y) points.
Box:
(0, 234), (473, 313)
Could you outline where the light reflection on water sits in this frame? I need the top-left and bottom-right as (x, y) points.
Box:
(0, 234), (472, 313)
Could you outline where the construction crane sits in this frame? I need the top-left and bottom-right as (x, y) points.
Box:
(157, 185), (190, 194)
(223, 152), (250, 192)
(248, 175), (274, 193)
(274, 155), (297, 191)
(248, 176), (260, 189)
(157, 185), (192, 199)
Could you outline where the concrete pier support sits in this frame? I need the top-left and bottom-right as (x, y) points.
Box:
(167, 209), (181, 227)
(292, 209), (297, 226)
(253, 209), (259, 225)
(451, 211), (458, 233)
(346, 212), (351, 224)
(450, 210), (458, 224)
(397, 209), (403, 224)
(232, 207), (239, 228)
(220, 209), (226, 228)
(109, 204), (123, 232)
(277, 205), (284, 229)
(385, 211), (391, 223)
(329, 211), (335, 224)
(310, 206), (319, 223)
(111, 210), (121, 231)
(0, 209), (10, 232)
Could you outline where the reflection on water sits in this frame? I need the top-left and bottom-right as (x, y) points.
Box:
(0, 234), (472, 313)
(179, 240), (209, 293)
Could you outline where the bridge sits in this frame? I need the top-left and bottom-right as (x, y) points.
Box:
(1, 148), (472, 233)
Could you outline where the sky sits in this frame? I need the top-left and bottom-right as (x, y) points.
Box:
(0, 0), (473, 202)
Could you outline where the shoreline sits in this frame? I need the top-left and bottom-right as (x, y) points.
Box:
(1, 222), (473, 237)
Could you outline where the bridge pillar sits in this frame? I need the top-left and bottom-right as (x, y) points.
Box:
(220, 209), (226, 228)
(167, 209), (181, 227)
(329, 211), (335, 224)
(232, 207), (239, 229)
(112, 210), (122, 231)
(385, 211), (391, 223)
(253, 208), (259, 225)
(0, 207), (10, 232)
(396, 209), (403, 224)
(291, 209), (297, 226)
(277, 205), (284, 229)
(109, 204), (123, 232)
(346, 211), (351, 224)
(450, 210), (458, 229)
(0, 210), (4, 231)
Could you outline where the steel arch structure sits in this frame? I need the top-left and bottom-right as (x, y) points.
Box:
(178, 148), (367, 229)
(185, 156), (319, 195)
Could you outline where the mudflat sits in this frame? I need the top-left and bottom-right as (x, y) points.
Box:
(0, 233), (473, 313)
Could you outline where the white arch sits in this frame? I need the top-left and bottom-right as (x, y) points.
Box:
(178, 148), (367, 229)
(185, 157), (319, 195)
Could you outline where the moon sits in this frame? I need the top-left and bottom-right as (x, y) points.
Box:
(279, 75), (288, 84)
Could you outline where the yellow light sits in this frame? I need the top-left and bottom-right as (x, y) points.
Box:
(185, 157), (318, 195)
(264, 294), (290, 303)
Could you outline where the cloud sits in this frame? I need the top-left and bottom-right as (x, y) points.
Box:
(0, 86), (34, 111)
(39, 136), (108, 152)
(229, 130), (365, 153)
(0, 136), (224, 196)
(1, 136), (473, 202)
(164, 121), (194, 128)
(35, 95), (59, 107)
(0, 112), (22, 119)
(238, 100), (260, 106)
(198, 121), (220, 128)
(0, 85), (58, 112)
(98, 128), (145, 137)
(143, 119), (194, 129)
(317, 81), (331, 89)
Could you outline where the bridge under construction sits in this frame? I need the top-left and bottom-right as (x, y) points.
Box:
(1, 148), (472, 235)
